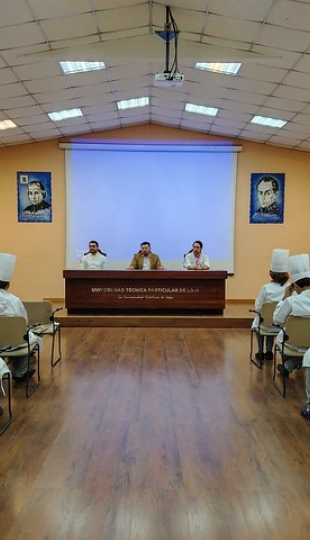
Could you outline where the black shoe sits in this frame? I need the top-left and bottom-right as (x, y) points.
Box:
(12, 368), (36, 383)
(255, 352), (264, 362)
(277, 364), (290, 377)
(300, 404), (310, 419)
(0, 406), (3, 417)
(264, 351), (273, 361)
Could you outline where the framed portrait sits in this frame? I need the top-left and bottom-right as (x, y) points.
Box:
(249, 173), (285, 224)
(17, 171), (52, 223)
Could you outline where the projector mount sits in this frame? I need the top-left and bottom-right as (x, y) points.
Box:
(154, 6), (184, 87)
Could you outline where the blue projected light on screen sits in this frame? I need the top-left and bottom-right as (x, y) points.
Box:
(65, 142), (238, 272)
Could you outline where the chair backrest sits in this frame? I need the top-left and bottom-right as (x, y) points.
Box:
(260, 301), (278, 327)
(284, 316), (310, 348)
(0, 316), (28, 348)
(23, 300), (53, 326)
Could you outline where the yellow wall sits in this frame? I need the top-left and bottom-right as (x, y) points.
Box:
(1, 124), (310, 301)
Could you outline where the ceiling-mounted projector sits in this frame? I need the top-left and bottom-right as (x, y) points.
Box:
(155, 7), (184, 88)
(154, 72), (184, 87)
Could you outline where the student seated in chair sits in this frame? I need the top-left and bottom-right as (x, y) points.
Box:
(273, 253), (310, 378)
(0, 253), (39, 382)
(252, 248), (290, 362)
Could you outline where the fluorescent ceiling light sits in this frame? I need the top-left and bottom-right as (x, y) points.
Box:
(185, 103), (218, 116)
(195, 62), (242, 75)
(48, 108), (83, 121)
(251, 115), (287, 128)
(117, 97), (149, 110)
(0, 119), (17, 130)
(59, 61), (106, 74)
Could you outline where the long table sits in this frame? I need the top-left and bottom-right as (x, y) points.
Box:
(63, 270), (228, 315)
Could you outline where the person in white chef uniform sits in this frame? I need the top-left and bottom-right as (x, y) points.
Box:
(0, 252), (40, 382)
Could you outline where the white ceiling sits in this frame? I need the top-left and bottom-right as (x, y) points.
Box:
(1, 0), (310, 150)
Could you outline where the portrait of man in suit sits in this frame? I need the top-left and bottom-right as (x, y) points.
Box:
(250, 173), (284, 224)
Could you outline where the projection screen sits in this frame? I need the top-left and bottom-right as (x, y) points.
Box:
(62, 142), (241, 272)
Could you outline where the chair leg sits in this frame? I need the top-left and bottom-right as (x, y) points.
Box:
(0, 373), (13, 436)
(26, 347), (40, 398)
(250, 329), (263, 369)
(272, 345), (286, 397)
(51, 326), (62, 368)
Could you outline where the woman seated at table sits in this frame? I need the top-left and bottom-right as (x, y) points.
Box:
(183, 240), (210, 270)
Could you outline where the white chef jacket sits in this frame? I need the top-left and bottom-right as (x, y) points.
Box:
(0, 289), (39, 347)
(303, 348), (310, 368)
(183, 252), (210, 270)
(81, 252), (107, 270)
(273, 288), (310, 325)
(273, 288), (310, 352)
(252, 280), (289, 330)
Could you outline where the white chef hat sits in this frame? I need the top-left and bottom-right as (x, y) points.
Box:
(288, 254), (310, 283)
(270, 249), (290, 272)
(0, 253), (17, 282)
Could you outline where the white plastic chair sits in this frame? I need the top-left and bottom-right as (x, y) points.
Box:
(249, 302), (280, 368)
(23, 301), (62, 367)
(273, 315), (310, 397)
(0, 316), (40, 397)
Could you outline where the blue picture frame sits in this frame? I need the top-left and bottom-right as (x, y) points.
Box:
(17, 171), (52, 223)
(250, 172), (285, 224)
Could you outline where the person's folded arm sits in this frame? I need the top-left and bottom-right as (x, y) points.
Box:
(183, 254), (193, 270)
(273, 298), (291, 326)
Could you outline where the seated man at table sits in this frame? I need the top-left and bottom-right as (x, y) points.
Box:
(81, 240), (107, 270)
(183, 240), (210, 270)
(128, 241), (164, 270)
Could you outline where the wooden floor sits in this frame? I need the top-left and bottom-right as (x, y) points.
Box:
(1, 326), (309, 540)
